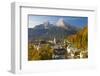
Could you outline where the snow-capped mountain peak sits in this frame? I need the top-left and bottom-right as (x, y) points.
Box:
(43, 20), (50, 29)
(56, 18), (68, 29)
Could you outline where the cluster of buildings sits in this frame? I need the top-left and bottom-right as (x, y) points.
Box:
(31, 37), (87, 59)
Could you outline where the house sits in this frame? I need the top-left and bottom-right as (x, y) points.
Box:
(52, 48), (66, 59)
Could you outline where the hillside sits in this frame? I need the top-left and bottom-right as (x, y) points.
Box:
(67, 26), (88, 49)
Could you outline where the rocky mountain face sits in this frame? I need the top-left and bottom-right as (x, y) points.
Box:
(28, 18), (80, 41)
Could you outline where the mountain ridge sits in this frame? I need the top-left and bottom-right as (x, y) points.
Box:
(28, 18), (81, 42)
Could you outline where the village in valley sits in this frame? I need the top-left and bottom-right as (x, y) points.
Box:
(28, 37), (88, 60)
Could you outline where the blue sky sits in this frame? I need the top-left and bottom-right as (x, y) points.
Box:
(28, 15), (88, 28)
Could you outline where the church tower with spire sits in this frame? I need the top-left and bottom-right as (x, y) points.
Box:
(53, 37), (56, 44)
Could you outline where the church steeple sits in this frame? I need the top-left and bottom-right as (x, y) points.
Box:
(53, 37), (56, 44)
